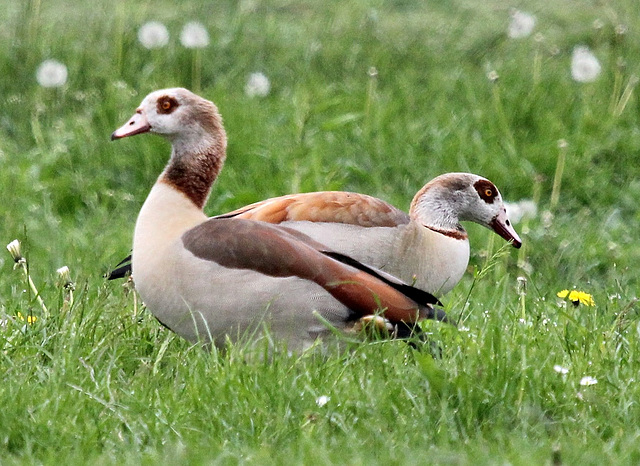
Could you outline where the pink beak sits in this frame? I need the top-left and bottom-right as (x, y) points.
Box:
(490, 209), (522, 248)
(111, 110), (151, 140)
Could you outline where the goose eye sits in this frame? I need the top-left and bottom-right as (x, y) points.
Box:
(157, 96), (180, 114)
(473, 179), (497, 204)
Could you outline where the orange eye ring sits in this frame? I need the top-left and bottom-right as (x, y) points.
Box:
(162, 100), (171, 110)
(485, 189), (493, 197)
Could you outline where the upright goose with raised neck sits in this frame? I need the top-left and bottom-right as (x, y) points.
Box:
(111, 88), (444, 348)
(216, 173), (522, 297)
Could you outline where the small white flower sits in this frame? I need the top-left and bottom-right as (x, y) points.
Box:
(36, 60), (68, 88)
(245, 72), (271, 97)
(316, 395), (330, 407)
(579, 376), (598, 386)
(553, 365), (569, 375)
(504, 199), (537, 224)
(508, 10), (536, 39)
(138, 21), (169, 49)
(180, 22), (210, 48)
(571, 46), (601, 83)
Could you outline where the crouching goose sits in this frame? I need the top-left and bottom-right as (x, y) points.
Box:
(111, 88), (445, 348)
(215, 173), (522, 297)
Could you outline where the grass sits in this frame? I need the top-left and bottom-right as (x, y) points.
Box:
(2, 0), (640, 463)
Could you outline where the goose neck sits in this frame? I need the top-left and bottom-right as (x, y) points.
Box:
(159, 135), (226, 210)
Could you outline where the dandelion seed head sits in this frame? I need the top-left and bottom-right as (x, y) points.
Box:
(486, 70), (499, 82)
(505, 200), (537, 224)
(553, 365), (569, 375)
(36, 60), (68, 88)
(517, 276), (527, 294)
(508, 10), (536, 39)
(316, 395), (330, 407)
(571, 46), (601, 83)
(6, 239), (22, 261)
(245, 72), (271, 97)
(180, 22), (210, 48)
(138, 21), (169, 49)
(615, 24), (628, 36)
(57, 266), (73, 287)
(579, 376), (598, 386)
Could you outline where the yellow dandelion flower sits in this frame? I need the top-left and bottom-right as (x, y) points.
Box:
(16, 312), (38, 324)
(557, 289), (595, 306)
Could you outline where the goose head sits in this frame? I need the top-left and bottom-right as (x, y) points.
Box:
(410, 173), (522, 248)
(111, 88), (226, 153)
(111, 88), (227, 209)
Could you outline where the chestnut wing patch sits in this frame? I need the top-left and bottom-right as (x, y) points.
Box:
(215, 192), (410, 227)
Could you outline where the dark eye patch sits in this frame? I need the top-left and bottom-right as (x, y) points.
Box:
(473, 179), (497, 204)
(157, 96), (180, 114)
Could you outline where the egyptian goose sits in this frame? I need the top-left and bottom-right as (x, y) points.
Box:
(111, 88), (444, 348)
(215, 173), (522, 297)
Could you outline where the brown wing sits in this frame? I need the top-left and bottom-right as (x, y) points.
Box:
(182, 218), (437, 324)
(214, 192), (410, 227)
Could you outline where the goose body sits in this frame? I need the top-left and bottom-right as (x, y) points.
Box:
(111, 88), (442, 348)
(257, 219), (470, 296)
(216, 174), (521, 297)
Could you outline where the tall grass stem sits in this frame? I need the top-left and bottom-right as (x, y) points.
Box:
(550, 140), (567, 210)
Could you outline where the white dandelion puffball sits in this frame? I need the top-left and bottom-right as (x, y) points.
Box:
(138, 21), (169, 49)
(571, 46), (601, 83)
(180, 22), (210, 48)
(36, 59), (68, 88)
(245, 72), (271, 97)
(508, 10), (536, 39)
(504, 199), (537, 224)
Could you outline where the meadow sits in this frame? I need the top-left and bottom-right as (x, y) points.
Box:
(2, 0), (640, 463)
